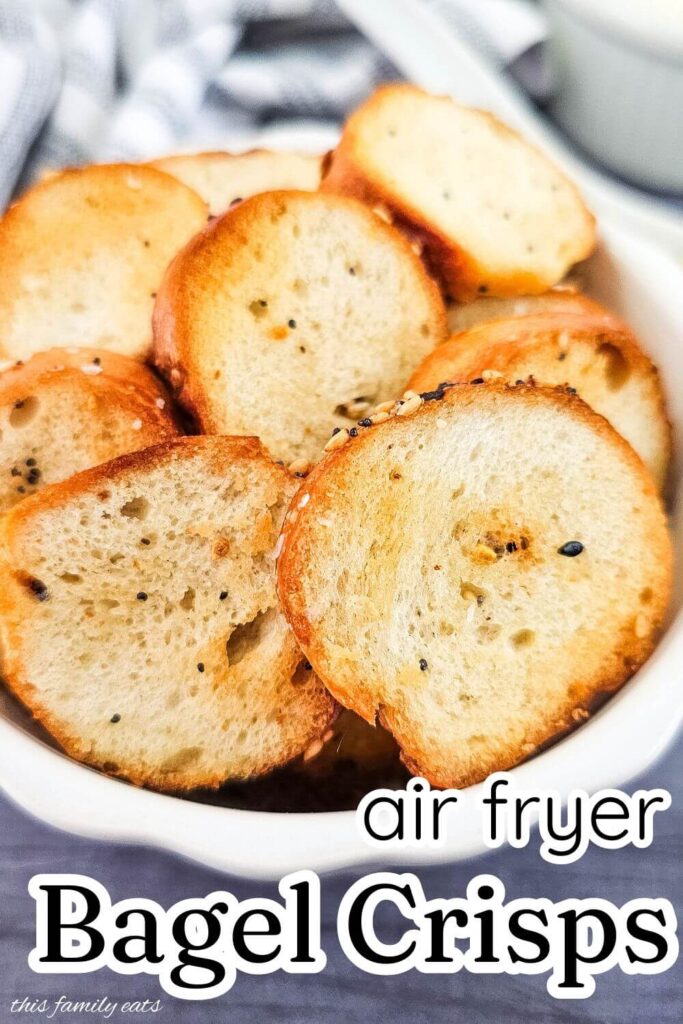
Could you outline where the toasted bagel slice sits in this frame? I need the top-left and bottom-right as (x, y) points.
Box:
(149, 149), (321, 215)
(153, 189), (447, 464)
(0, 348), (180, 514)
(447, 288), (613, 334)
(408, 313), (671, 489)
(321, 84), (596, 301)
(277, 383), (671, 788)
(0, 164), (208, 362)
(0, 436), (335, 791)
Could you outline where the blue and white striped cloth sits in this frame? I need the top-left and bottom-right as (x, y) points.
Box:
(0, 0), (545, 209)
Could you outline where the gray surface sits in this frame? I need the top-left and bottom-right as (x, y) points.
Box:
(1, 735), (681, 1023)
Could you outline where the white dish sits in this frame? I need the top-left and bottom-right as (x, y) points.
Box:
(1, 129), (682, 879)
(544, 0), (683, 193)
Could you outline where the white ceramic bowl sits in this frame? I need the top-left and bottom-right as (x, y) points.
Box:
(1, 138), (682, 879)
(544, 0), (683, 193)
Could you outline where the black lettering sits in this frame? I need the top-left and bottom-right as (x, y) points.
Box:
(289, 880), (315, 963)
(347, 882), (416, 965)
(363, 795), (404, 841)
(432, 796), (458, 841)
(557, 908), (617, 989)
(590, 797), (629, 842)
(544, 801), (582, 859)
(482, 779), (509, 842)
(626, 908), (669, 965)
(638, 795), (667, 840)
(233, 909), (281, 964)
(170, 902), (228, 989)
(39, 885), (104, 963)
(508, 908), (550, 965)
(514, 796), (540, 841)
(423, 907), (468, 963)
(113, 908), (163, 965)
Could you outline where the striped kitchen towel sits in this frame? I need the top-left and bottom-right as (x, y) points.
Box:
(0, 0), (544, 209)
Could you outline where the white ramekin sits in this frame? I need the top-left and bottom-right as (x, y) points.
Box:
(543, 0), (683, 193)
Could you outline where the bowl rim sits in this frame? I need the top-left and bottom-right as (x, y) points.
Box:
(1, 219), (682, 880)
(546, 0), (683, 62)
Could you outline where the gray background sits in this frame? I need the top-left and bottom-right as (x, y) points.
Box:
(1, 731), (681, 1023)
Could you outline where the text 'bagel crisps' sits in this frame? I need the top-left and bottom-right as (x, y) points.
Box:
(277, 383), (671, 788)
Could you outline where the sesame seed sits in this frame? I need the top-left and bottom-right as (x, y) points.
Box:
(396, 394), (422, 416)
(155, 397), (165, 409)
(473, 543), (498, 563)
(324, 428), (349, 452)
(136, 591), (148, 601)
(197, 662), (205, 672)
(419, 658), (428, 671)
(110, 713), (121, 724)
(302, 738), (324, 762)
(28, 578), (48, 601)
(420, 388), (446, 402)
(131, 419), (142, 430)
(558, 540), (584, 557)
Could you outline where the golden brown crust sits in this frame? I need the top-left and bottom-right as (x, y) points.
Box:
(277, 381), (672, 788)
(0, 346), (181, 432)
(152, 189), (448, 438)
(0, 435), (337, 791)
(321, 83), (596, 301)
(0, 163), (208, 362)
(407, 312), (672, 490)
(410, 312), (647, 390)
